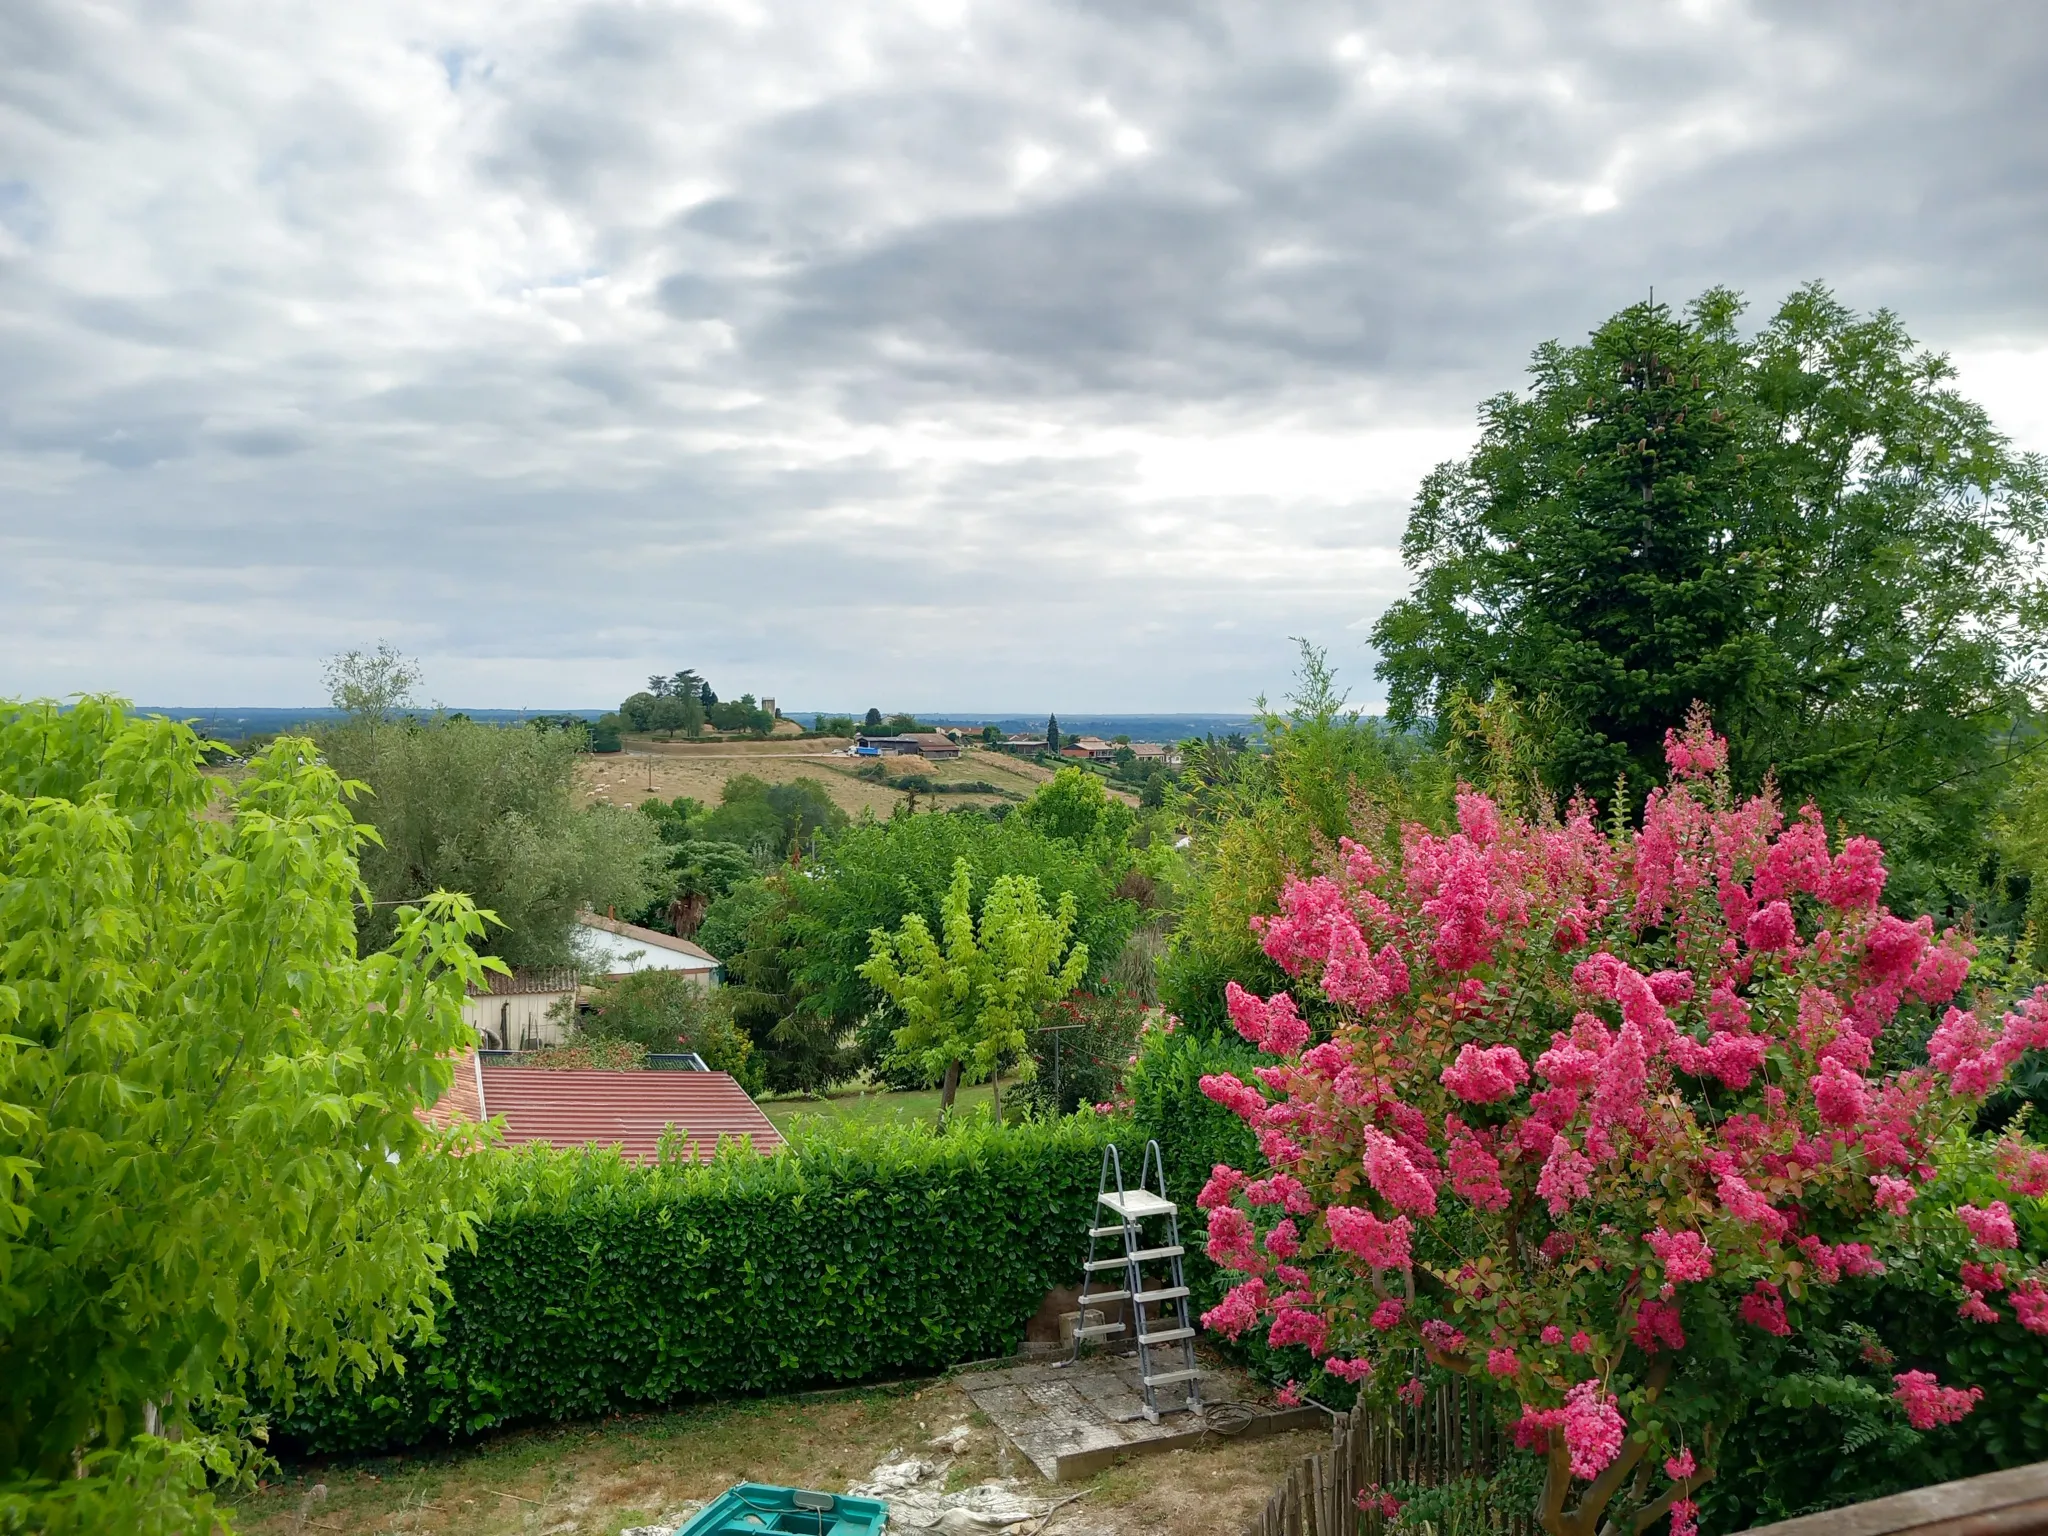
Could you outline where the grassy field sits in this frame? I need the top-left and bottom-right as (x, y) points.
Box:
(224, 1373), (1317, 1536)
(759, 1081), (1005, 1132)
(575, 741), (1067, 820)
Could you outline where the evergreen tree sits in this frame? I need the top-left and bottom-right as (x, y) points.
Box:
(864, 706), (883, 728)
(1046, 713), (1061, 754)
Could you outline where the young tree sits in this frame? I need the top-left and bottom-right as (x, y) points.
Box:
(1194, 711), (2048, 1536)
(1372, 286), (2047, 891)
(859, 858), (1089, 1116)
(322, 642), (423, 724)
(0, 698), (493, 1531)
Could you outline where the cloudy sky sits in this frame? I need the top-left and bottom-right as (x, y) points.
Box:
(3, 1), (2044, 712)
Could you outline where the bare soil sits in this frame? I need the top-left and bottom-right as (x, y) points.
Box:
(224, 1378), (1318, 1536)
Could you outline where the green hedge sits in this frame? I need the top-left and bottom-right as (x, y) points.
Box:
(271, 1114), (1119, 1453)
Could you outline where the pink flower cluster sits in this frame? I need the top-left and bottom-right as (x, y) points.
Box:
(1187, 713), (2048, 1508)
(1646, 1228), (1714, 1283)
(1892, 1370), (1983, 1431)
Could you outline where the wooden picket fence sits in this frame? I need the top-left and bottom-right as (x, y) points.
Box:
(1250, 1377), (1538, 1536)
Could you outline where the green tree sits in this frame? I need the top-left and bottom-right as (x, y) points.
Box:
(863, 707), (883, 729)
(859, 859), (1088, 1116)
(1372, 285), (2047, 908)
(696, 877), (849, 1092)
(315, 715), (665, 968)
(1046, 714), (1061, 754)
(649, 693), (703, 740)
(0, 698), (492, 1531)
(576, 969), (759, 1088)
(1019, 765), (1135, 854)
(322, 641), (423, 724)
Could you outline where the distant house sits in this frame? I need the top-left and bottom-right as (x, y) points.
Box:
(460, 913), (721, 1051)
(1128, 742), (1182, 767)
(997, 735), (1047, 756)
(424, 1051), (783, 1163)
(1068, 735), (1117, 763)
(574, 910), (722, 985)
(856, 732), (960, 759)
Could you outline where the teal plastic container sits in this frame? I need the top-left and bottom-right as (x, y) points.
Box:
(674, 1484), (889, 1536)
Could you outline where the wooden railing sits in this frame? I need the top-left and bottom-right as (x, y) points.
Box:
(1250, 1378), (1536, 1536)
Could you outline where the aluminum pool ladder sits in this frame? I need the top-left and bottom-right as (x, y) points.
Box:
(1070, 1140), (1203, 1424)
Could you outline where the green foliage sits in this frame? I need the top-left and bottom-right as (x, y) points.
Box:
(1015, 988), (1149, 1118)
(266, 1114), (1122, 1454)
(782, 807), (1139, 1073)
(578, 969), (759, 1087)
(707, 696), (775, 735)
(0, 697), (493, 1531)
(812, 715), (859, 737)
(1019, 766), (1136, 854)
(695, 878), (844, 1094)
(1707, 1164), (2048, 1530)
(859, 859), (1088, 1102)
(523, 1039), (648, 1070)
(322, 641), (424, 724)
(588, 717), (623, 753)
(1159, 643), (1450, 1036)
(1372, 284), (2048, 915)
(697, 775), (846, 861)
(1124, 1025), (1263, 1308)
(317, 714), (667, 969)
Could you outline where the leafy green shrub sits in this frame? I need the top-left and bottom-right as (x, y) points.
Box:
(268, 1113), (1122, 1454)
(1125, 1025), (1263, 1310)
(579, 969), (760, 1088)
(521, 1039), (647, 1070)
(1015, 989), (1149, 1118)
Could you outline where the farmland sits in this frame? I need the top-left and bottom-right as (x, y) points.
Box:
(576, 737), (1070, 819)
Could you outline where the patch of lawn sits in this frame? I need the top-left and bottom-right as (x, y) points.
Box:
(759, 1082), (1004, 1132)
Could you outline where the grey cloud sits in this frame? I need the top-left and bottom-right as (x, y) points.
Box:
(1, 0), (2045, 705)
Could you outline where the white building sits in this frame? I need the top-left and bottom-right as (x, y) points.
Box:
(460, 913), (721, 1050)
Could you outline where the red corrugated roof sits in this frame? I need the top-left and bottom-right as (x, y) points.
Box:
(477, 1066), (783, 1162)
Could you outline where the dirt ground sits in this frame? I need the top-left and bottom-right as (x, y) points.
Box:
(225, 1376), (1319, 1536)
(577, 743), (1064, 820)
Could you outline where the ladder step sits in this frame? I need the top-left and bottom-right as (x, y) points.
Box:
(1080, 1289), (1129, 1303)
(1084, 1257), (1132, 1272)
(1127, 1246), (1185, 1262)
(1089, 1224), (1134, 1238)
(1143, 1368), (1204, 1387)
(1137, 1326), (1195, 1345)
(1072, 1322), (1125, 1338)
(1133, 1286), (1190, 1304)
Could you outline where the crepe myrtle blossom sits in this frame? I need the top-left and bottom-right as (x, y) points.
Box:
(1188, 710), (2048, 1536)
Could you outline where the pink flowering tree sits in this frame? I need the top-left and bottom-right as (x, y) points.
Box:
(1195, 710), (2048, 1536)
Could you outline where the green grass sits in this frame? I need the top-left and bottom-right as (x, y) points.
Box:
(759, 1081), (1004, 1131)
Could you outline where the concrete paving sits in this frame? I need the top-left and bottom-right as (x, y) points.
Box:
(958, 1353), (1321, 1483)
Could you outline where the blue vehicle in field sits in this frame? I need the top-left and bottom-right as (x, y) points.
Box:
(675, 1484), (888, 1536)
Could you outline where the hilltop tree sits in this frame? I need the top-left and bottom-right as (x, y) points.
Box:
(0, 698), (493, 1531)
(859, 858), (1088, 1117)
(1372, 285), (2047, 903)
(1046, 714), (1062, 754)
(864, 707), (883, 728)
(322, 642), (423, 724)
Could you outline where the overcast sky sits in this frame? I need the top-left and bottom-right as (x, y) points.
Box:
(3, 1), (2044, 712)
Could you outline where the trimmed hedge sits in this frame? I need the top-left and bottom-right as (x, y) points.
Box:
(271, 1113), (1119, 1453)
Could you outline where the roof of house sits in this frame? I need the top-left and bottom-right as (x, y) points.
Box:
(475, 1065), (783, 1162)
(1071, 736), (1111, 750)
(467, 966), (580, 999)
(905, 732), (959, 749)
(573, 911), (720, 975)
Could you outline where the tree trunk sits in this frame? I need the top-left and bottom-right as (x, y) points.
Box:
(992, 1068), (1003, 1122)
(938, 1058), (962, 1123)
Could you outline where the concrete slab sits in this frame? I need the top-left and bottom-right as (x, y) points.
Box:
(958, 1353), (1320, 1483)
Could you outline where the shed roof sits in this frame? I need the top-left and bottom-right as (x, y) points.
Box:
(477, 1066), (783, 1162)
